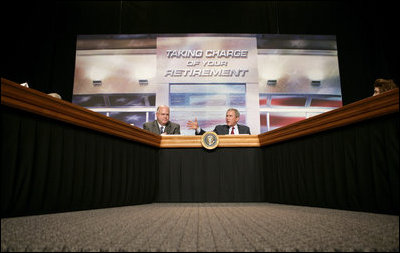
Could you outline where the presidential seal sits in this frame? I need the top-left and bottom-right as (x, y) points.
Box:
(201, 131), (219, 150)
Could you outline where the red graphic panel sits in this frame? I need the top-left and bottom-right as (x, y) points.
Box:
(270, 97), (306, 106)
(269, 115), (306, 127)
(310, 98), (342, 107)
(260, 114), (267, 126)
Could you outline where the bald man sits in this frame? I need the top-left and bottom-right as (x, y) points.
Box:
(143, 105), (180, 135)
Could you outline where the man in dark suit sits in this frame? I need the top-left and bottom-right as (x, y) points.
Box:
(143, 105), (180, 135)
(187, 108), (251, 135)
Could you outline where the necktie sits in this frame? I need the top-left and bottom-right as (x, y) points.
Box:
(231, 127), (235, 135)
(160, 126), (164, 133)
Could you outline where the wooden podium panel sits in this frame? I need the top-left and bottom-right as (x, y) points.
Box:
(160, 134), (260, 148)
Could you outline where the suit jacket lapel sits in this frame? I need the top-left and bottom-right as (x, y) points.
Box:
(238, 124), (247, 134)
(153, 120), (161, 134)
(164, 122), (171, 134)
(224, 125), (230, 134)
(237, 124), (249, 134)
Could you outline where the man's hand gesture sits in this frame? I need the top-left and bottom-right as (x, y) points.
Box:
(186, 118), (199, 130)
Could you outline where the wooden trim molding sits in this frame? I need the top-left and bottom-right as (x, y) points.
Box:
(2, 78), (398, 148)
(1, 78), (161, 147)
(159, 134), (260, 148)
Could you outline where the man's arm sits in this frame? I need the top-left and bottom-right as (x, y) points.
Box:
(196, 128), (206, 135)
(213, 125), (226, 135)
(143, 121), (158, 134)
(187, 118), (205, 135)
(246, 126), (251, 135)
(239, 125), (251, 134)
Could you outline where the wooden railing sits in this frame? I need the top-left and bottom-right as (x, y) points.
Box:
(2, 78), (398, 148)
(159, 134), (261, 148)
(1, 78), (160, 147)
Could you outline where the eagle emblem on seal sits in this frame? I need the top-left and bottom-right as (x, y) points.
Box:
(201, 131), (219, 150)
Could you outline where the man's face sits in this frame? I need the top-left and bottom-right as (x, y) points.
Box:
(225, 110), (239, 127)
(156, 107), (170, 126)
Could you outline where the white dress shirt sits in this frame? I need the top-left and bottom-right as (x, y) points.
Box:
(229, 125), (239, 135)
(157, 122), (165, 133)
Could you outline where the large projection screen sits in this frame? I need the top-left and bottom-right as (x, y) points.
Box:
(73, 34), (342, 135)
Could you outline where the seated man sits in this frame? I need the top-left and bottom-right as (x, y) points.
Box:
(187, 108), (251, 135)
(143, 105), (180, 135)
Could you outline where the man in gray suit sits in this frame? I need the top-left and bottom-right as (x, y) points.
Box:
(187, 108), (251, 135)
(143, 105), (180, 135)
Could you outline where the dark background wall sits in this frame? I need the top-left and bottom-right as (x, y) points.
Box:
(3, 1), (397, 105)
